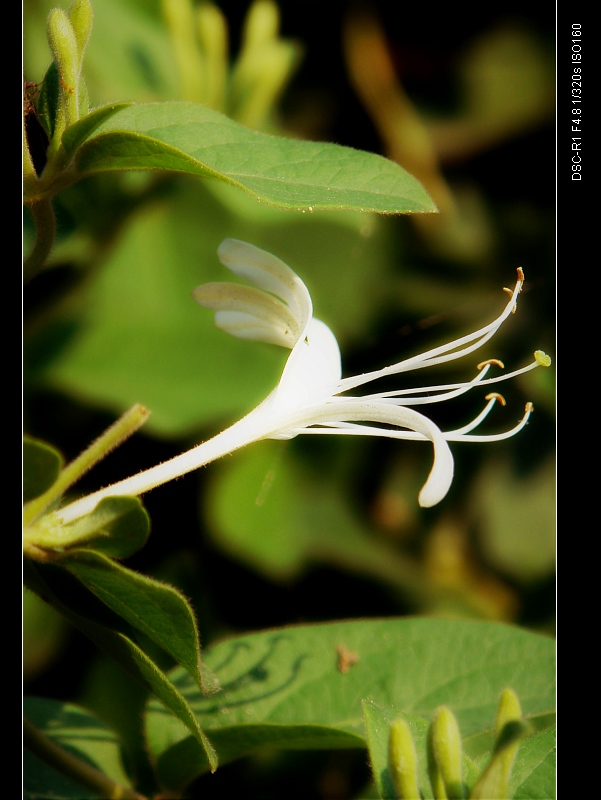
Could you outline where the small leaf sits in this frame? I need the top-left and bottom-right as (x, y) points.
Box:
(59, 102), (133, 161)
(74, 102), (437, 214)
(59, 549), (213, 692)
(23, 436), (64, 503)
(36, 61), (61, 141)
(57, 496), (150, 558)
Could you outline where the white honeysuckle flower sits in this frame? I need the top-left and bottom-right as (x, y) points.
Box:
(56, 239), (551, 524)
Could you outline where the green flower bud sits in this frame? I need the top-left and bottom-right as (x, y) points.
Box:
(428, 706), (464, 799)
(46, 7), (80, 148)
(68, 0), (94, 72)
(197, 2), (228, 110)
(388, 718), (420, 799)
(242, 0), (280, 47)
(470, 689), (528, 799)
(162, 0), (205, 102)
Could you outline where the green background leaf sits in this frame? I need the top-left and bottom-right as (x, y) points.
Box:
(30, 179), (399, 436)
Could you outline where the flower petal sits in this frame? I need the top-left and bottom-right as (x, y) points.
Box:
(193, 281), (300, 346)
(274, 318), (342, 412)
(217, 239), (312, 326)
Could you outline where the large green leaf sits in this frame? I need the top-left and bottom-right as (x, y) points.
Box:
(145, 617), (555, 793)
(59, 549), (217, 693)
(73, 102), (437, 213)
(24, 696), (132, 800)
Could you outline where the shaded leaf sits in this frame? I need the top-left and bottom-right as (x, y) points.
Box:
(23, 436), (64, 503)
(74, 102), (437, 213)
(24, 560), (218, 772)
(24, 696), (132, 800)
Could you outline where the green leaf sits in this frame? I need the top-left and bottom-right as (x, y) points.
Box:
(74, 102), (437, 213)
(23, 436), (64, 503)
(24, 560), (218, 772)
(59, 549), (217, 693)
(59, 102), (134, 162)
(36, 61), (61, 141)
(24, 696), (132, 800)
(54, 497), (150, 558)
(145, 618), (555, 793)
(506, 724), (556, 799)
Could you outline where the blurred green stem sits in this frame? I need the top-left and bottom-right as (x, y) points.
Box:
(23, 198), (56, 282)
(23, 404), (151, 527)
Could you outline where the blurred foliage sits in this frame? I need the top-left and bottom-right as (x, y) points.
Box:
(23, 1), (554, 796)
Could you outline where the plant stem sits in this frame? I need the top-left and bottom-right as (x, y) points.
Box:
(23, 717), (145, 800)
(23, 404), (151, 527)
(23, 198), (57, 281)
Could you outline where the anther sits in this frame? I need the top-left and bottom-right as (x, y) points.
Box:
(485, 392), (506, 406)
(477, 358), (505, 370)
(525, 401), (534, 414)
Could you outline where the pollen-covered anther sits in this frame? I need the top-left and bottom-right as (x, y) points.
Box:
(525, 401), (534, 414)
(485, 392), (506, 406)
(477, 358), (505, 370)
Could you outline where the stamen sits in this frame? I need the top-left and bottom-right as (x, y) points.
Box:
(525, 401), (534, 413)
(485, 392), (506, 406)
(503, 268), (525, 313)
(477, 358), (504, 370)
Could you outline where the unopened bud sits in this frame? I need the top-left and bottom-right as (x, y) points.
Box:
(471, 689), (528, 799)
(68, 0), (94, 71)
(388, 718), (420, 799)
(428, 706), (464, 799)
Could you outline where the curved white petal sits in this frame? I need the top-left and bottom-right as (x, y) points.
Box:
(193, 281), (300, 346)
(217, 239), (312, 327)
(275, 318), (342, 413)
(270, 398), (455, 508)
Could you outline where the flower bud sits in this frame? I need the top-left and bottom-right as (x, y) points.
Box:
(196, 2), (228, 109)
(68, 0), (94, 72)
(427, 706), (464, 799)
(388, 718), (420, 799)
(46, 7), (80, 138)
(470, 689), (529, 799)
